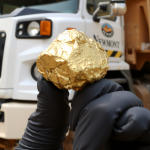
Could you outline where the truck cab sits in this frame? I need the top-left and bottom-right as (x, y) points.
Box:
(0, 0), (128, 149)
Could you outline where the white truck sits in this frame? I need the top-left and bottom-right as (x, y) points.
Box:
(0, 0), (130, 149)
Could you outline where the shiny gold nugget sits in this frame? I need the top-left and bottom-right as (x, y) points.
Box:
(36, 29), (109, 91)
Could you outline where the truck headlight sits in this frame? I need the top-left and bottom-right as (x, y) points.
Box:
(27, 21), (40, 36)
(16, 19), (52, 39)
(31, 63), (40, 81)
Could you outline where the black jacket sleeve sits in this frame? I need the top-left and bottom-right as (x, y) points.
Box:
(69, 79), (125, 131)
(70, 79), (145, 150)
(15, 75), (70, 150)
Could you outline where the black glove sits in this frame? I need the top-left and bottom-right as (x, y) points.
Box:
(16, 75), (70, 150)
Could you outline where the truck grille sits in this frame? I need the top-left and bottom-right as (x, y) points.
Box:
(0, 32), (6, 77)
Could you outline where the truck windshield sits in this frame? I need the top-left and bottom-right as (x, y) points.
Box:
(0, 0), (79, 15)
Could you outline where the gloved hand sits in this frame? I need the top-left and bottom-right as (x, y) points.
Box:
(16, 75), (70, 150)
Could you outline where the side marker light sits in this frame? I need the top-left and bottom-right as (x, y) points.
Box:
(40, 20), (51, 36)
(67, 28), (76, 30)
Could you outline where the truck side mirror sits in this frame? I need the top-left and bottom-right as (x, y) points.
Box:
(93, 0), (127, 22)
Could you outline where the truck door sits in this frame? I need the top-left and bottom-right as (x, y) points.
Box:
(83, 0), (124, 63)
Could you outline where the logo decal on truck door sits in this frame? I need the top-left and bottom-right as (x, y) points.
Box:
(93, 35), (120, 48)
(102, 23), (114, 37)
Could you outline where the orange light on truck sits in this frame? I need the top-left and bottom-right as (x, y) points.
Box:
(67, 28), (76, 30)
(40, 20), (51, 36)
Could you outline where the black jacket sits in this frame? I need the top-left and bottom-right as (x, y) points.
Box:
(70, 79), (150, 150)
(16, 76), (150, 150)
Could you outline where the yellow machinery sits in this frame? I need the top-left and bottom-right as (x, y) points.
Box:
(125, 0), (150, 110)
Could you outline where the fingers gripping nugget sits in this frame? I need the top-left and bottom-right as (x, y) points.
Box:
(36, 29), (109, 91)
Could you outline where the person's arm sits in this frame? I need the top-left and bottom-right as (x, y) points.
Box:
(16, 75), (70, 150)
(69, 79), (143, 150)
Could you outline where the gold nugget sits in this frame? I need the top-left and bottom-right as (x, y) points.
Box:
(36, 29), (109, 91)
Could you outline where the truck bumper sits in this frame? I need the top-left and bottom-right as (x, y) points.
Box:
(0, 101), (37, 139)
(0, 89), (13, 99)
(108, 61), (129, 70)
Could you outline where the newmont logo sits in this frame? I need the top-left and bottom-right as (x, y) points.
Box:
(102, 23), (114, 38)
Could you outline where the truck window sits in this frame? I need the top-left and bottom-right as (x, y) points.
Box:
(0, 0), (79, 15)
(87, 0), (116, 21)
